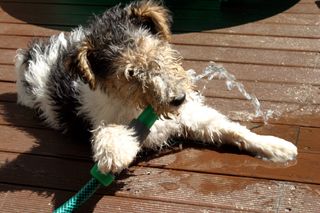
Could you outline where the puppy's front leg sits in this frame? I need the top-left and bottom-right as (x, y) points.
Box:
(91, 124), (140, 174)
(178, 96), (297, 162)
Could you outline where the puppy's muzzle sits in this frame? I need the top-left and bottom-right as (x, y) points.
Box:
(169, 93), (186, 106)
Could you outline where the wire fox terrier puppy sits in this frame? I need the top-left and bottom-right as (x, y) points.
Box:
(15, 0), (297, 174)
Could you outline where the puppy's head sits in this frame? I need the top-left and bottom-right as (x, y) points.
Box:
(66, 0), (192, 115)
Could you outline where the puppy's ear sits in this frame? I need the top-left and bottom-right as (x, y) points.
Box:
(128, 0), (172, 41)
(65, 41), (96, 90)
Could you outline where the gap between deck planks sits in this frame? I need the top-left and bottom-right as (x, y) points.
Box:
(1, 47), (319, 68)
(1, 22), (319, 39)
(1, 33), (320, 52)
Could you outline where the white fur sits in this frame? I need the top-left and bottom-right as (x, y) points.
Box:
(248, 135), (298, 162)
(16, 29), (85, 129)
(16, 36), (63, 129)
(91, 124), (140, 173)
(15, 50), (34, 108)
(175, 94), (297, 162)
(78, 83), (140, 128)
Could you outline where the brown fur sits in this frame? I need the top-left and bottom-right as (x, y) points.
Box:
(111, 36), (192, 116)
(128, 0), (172, 41)
(66, 41), (97, 90)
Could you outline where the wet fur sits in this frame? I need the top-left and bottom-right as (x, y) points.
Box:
(15, 0), (297, 173)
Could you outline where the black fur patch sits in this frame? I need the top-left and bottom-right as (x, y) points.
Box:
(48, 58), (92, 140)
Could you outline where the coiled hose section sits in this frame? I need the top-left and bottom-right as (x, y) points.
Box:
(53, 178), (101, 213)
(53, 165), (115, 213)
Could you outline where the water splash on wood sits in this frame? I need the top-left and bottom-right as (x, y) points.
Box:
(188, 62), (275, 123)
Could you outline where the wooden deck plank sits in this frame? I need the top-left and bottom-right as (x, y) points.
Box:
(174, 13), (320, 26)
(0, 102), (45, 128)
(194, 23), (320, 39)
(0, 49), (15, 65)
(174, 45), (320, 68)
(276, 183), (320, 213)
(114, 167), (320, 212)
(0, 65), (15, 82)
(0, 23), (65, 36)
(257, 13), (320, 26)
(172, 33), (320, 52)
(0, 35), (32, 49)
(1, 21), (319, 39)
(2, 45), (319, 68)
(0, 124), (90, 159)
(143, 149), (320, 184)
(2, 60), (320, 86)
(206, 98), (320, 128)
(201, 80), (320, 104)
(2, 77), (320, 105)
(0, 82), (16, 101)
(286, 3), (320, 14)
(0, 184), (241, 213)
(2, 32), (320, 53)
(298, 127), (320, 153)
(183, 61), (320, 85)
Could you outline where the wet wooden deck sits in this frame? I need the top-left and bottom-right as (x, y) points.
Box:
(0, 0), (320, 212)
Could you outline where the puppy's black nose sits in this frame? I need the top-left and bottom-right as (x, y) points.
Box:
(169, 93), (186, 106)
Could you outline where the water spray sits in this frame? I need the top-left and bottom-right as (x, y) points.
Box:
(188, 62), (274, 123)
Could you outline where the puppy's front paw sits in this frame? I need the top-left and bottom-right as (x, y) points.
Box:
(92, 124), (140, 174)
(253, 136), (298, 162)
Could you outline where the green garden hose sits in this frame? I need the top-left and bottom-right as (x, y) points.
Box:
(54, 105), (158, 213)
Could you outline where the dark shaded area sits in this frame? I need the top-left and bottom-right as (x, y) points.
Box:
(0, 93), (122, 212)
(0, 0), (300, 32)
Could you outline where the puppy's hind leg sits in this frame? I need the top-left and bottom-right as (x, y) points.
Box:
(91, 124), (141, 174)
(178, 98), (297, 162)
